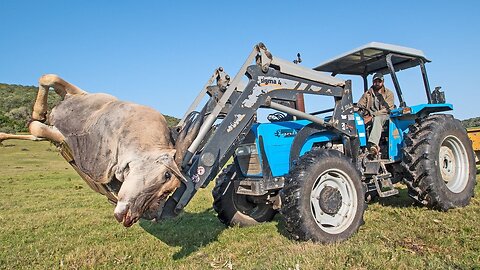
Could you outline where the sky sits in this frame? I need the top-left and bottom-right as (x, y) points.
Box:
(1, 1), (479, 120)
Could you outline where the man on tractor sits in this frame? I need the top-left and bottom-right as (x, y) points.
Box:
(356, 73), (395, 156)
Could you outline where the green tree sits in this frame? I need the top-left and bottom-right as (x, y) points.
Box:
(6, 106), (30, 122)
(462, 117), (480, 128)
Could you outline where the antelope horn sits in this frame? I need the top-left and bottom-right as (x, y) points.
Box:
(174, 106), (206, 166)
(174, 112), (195, 147)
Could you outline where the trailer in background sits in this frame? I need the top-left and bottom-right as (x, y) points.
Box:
(467, 128), (480, 163)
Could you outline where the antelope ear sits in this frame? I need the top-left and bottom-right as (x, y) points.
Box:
(158, 149), (187, 183)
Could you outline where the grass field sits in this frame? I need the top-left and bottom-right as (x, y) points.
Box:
(0, 140), (479, 269)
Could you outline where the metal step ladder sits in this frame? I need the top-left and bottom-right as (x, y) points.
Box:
(364, 159), (399, 198)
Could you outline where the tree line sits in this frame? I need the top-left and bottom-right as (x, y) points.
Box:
(0, 83), (179, 133)
(461, 117), (480, 129)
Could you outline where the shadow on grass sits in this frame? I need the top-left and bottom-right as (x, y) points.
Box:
(368, 187), (418, 208)
(273, 215), (291, 241)
(0, 143), (16, 147)
(139, 207), (225, 260)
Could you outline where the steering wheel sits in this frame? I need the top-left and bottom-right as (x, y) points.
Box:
(267, 112), (288, 122)
(355, 105), (371, 118)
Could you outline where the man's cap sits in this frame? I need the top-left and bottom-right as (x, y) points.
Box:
(373, 73), (384, 81)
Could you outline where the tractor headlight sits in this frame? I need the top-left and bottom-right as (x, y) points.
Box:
(235, 143), (261, 175)
(235, 144), (258, 156)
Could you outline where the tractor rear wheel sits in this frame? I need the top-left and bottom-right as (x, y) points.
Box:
(281, 149), (365, 243)
(212, 164), (277, 226)
(402, 114), (476, 210)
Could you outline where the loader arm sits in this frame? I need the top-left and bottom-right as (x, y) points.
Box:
(159, 43), (356, 218)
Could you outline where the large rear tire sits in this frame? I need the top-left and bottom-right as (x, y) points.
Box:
(281, 149), (365, 243)
(212, 164), (277, 226)
(402, 114), (476, 210)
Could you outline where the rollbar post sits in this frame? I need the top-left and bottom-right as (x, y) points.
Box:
(419, 60), (433, 104)
(386, 53), (406, 107)
(362, 75), (368, 92)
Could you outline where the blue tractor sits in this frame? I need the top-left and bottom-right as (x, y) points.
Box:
(164, 42), (476, 243)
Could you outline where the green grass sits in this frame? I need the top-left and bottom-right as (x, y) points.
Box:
(1, 140), (479, 269)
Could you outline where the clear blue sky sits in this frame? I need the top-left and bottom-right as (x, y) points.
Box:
(1, 1), (479, 120)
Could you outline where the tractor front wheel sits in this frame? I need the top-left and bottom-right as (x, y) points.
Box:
(212, 164), (277, 226)
(281, 149), (365, 243)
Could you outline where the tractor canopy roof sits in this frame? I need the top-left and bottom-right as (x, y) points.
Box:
(314, 42), (430, 77)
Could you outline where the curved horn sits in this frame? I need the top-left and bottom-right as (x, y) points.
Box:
(174, 106), (206, 166)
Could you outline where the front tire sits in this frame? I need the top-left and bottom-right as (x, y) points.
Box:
(281, 149), (365, 243)
(212, 164), (277, 226)
(402, 114), (476, 210)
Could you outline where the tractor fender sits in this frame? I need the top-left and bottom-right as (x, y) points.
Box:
(289, 123), (338, 168)
(390, 103), (453, 118)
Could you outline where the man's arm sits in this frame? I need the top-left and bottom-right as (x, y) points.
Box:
(385, 89), (394, 109)
(357, 91), (368, 109)
(356, 91), (374, 123)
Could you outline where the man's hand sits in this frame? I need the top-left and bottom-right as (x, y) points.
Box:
(363, 114), (373, 124)
(355, 106), (372, 124)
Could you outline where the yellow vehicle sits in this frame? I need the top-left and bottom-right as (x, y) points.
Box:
(467, 128), (480, 163)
